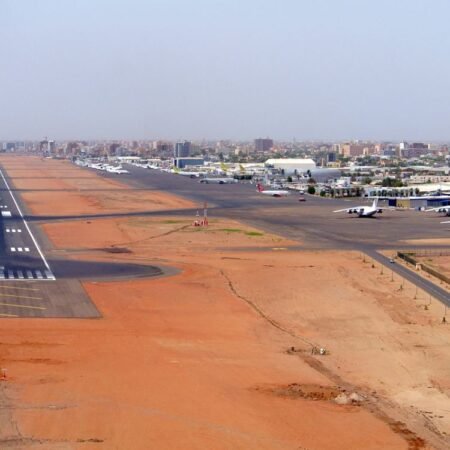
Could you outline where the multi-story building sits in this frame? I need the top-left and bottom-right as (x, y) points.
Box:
(254, 138), (274, 152)
(340, 143), (366, 157)
(174, 141), (191, 158)
(400, 142), (429, 159)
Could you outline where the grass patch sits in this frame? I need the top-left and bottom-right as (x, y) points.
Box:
(217, 228), (264, 236)
(245, 231), (264, 237)
(161, 220), (185, 224)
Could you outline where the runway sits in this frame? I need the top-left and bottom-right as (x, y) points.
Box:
(0, 165), (171, 318)
(0, 168), (54, 281)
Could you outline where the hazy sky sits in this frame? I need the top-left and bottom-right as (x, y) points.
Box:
(1, 0), (450, 141)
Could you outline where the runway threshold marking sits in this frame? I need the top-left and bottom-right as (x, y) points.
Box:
(0, 169), (55, 279)
(0, 293), (43, 300)
(0, 302), (46, 310)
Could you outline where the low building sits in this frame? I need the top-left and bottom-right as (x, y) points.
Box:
(173, 157), (204, 169)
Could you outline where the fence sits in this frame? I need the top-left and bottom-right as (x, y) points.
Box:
(397, 251), (450, 285)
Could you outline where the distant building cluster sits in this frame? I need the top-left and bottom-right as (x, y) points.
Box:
(1, 137), (449, 179)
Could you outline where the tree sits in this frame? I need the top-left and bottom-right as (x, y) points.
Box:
(307, 185), (316, 195)
(286, 176), (293, 183)
(308, 177), (317, 184)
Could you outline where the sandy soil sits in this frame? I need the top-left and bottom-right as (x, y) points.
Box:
(400, 238), (450, 246)
(1, 156), (195, 215)
(0, 156), (449, 449)
(415, 255), (450, 278)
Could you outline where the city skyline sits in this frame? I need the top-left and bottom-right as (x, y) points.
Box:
(1, 0), (450, 141)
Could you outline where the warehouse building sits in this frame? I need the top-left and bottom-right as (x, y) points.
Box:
(265, 158), (316, 175)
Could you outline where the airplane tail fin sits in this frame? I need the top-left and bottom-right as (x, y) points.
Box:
(372, 197), (378, 208)
(256, 183), (264, 192)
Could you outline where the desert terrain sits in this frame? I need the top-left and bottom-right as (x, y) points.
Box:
(0, 156), (449, 449)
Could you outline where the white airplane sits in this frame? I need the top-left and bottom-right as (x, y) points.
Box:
(89, 163), (106, 170)
(426, 205), (450, 216)
(108, 167), (129, 174)
(256, 183), (290, 197)
(172, 168), (203, 178)
(333, 198), (388, 217)
(199, 177), (237, 184)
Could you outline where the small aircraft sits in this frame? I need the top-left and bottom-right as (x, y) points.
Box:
(426, 205), (450, 216)
(256, 183), (290, 197)
(333, 198), (387, 217)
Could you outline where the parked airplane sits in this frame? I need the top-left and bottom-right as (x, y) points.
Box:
(107, 167), (129, 174)
(333, 198), (388, 217)
(426, 206), (450, 216)
(172, 167), (202, 178)
(200, 177), (237, 184)
(256, 183), (290, 197)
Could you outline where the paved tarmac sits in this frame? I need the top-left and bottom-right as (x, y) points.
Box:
(0, 165), (171, 318)
(94, 164), (450, 305)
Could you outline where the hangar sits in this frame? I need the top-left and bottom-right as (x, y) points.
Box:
(265, 158), (316, 174)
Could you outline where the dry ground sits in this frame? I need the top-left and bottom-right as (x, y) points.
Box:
(0, 156), (449, 450)
(415, 255), (450, 279)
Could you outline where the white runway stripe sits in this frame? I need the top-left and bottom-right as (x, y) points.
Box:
(44, 270), (55, 280)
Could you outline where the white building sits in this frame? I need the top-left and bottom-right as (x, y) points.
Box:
(265, 158), (316, 174)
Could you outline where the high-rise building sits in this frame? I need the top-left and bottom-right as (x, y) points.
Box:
(174, 141), (191, 158)
(254, 138), (274, 152)
(340, 144), (366, 157)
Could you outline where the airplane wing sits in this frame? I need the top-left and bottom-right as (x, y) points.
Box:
(333, 208), (353, 213)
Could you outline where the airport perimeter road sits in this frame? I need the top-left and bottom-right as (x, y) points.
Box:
(0, 168), (55, 281)
(367, 250), (450, 307)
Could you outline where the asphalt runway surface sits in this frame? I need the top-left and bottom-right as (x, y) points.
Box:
(0, 165), (170, 318)
(93, 164), (449, 305)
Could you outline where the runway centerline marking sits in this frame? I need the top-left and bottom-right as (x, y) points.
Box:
(0, 169), (54, 277)
(0, 313), (19, 317)
(0, 293), (43, 300)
